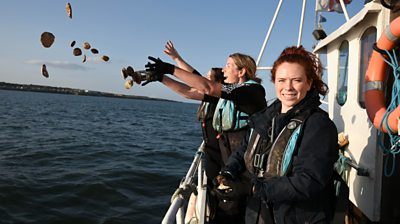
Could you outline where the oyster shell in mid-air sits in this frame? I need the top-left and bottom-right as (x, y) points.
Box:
(101, 55), (110, 62)
(73, 48), (82, 56)
(66, 2), (72, 19)
(91, 48), (99, 54)
(124, 80), (133, 89)
(132, 72), (141, 84)
(40, 32), (55, 48)
(83, 42), (91, 50)
(41, 64), (49, 78)
(121, 68), (129, 79)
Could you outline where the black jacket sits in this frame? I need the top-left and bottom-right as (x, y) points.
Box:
(225, 90), (338, 224)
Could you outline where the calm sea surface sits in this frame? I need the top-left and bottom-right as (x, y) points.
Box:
(0, 90), (202, 224)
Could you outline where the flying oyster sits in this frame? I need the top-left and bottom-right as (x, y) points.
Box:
(121, 66), (141, 84)
(101, 55), (110, 62)
(73, 47), (82, 56)
(41, 64), (49, 78)
(90, 48), (99, 54)
(121, 67), (129, 79)
(131, 70), (141, 84)
(66, 2), (72, 19)
(40, 32), (55, 48)
(124, 80), (133, 89)
(83, 42), (91, 50)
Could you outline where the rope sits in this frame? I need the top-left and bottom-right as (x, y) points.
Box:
(170, 183), (197, 204)
(377, 49), (400, 176)
(334, 152), (351, 196)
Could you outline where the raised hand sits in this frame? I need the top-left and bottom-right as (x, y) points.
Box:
(145, 56), (175, 75)
(163, 40), (181, 61)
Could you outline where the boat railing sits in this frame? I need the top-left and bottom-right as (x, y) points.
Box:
(162, 141), (207, 224)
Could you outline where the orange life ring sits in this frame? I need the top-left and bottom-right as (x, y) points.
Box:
(365, 16), (400, 133)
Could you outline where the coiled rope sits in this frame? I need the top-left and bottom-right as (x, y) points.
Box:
(377, 49), (400, 176)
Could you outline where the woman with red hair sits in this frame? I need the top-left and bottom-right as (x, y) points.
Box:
(217, 45), (338, 223)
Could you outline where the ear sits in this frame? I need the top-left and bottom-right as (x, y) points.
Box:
(307, 79), (313, 91)
(238, 68), (246, 78)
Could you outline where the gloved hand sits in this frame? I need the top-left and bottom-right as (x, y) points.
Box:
(213, 172), (233, 189)
(141, 70), (164, 86)
(212, 171), (246, 201)
(145, 56), (175, 76)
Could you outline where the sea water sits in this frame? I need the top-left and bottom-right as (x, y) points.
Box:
(0, 90), (202, 223)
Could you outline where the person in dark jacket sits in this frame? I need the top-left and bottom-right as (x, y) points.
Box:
(145, 52), (267, 224)
(216, 45), (338, 224)
(162, 40), (224, 181)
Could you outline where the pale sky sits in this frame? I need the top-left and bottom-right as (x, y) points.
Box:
(0, 0), (364, 102)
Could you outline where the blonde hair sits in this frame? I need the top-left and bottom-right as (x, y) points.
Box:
(229, 53), (262, 83)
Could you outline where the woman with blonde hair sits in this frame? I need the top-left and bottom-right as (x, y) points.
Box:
(145, 51), (267, 223)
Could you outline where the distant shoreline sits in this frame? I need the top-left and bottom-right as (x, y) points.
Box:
(0, 82), (177, 103)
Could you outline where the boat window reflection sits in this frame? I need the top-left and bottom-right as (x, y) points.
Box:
(358, 27), (377, 108)
(337, 41), (349, 106)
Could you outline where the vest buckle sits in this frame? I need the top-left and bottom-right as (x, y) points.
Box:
(253, 153), (266, 169)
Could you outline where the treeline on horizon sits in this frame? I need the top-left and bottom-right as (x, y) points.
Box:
(0, 81), (174, 102)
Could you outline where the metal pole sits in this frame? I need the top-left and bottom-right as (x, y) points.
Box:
(162, 197), (184, 224)
(176, 204), (185, 224)
(314, 0), (319, 30)
(297, 0), (307, 46)
(196, 153), (207, 224)
(256, 66), (272, 71)
(339, 0), (350, 21)
(256, 0), (284, 66)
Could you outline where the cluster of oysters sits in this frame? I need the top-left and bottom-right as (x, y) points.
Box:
(70, 40), (108, 63)
(121, 66), (144, 89)
(120, 66), (158, 89)
(39, 2), (110, 78)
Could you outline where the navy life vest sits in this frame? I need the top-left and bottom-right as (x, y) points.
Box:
(244, 110), (313, 178)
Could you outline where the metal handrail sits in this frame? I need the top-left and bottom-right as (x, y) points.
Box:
(196, 147), (208, 224)
(162, 142), (206, 224)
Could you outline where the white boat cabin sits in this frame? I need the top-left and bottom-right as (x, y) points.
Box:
(314, 1), (400, 222)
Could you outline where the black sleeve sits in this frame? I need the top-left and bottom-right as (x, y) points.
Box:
(220, 83), (267, 115)
(203, 94), (219, 104)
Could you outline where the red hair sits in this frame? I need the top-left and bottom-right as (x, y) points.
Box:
(271, 45), (328, 96)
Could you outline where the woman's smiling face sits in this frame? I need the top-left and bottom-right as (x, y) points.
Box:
(274, 62), (312, 113)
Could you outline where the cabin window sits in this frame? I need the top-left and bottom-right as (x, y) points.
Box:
(319, 53), (328, 83)
(358, 27), (377, 108)
(337, 41), (349, 106)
